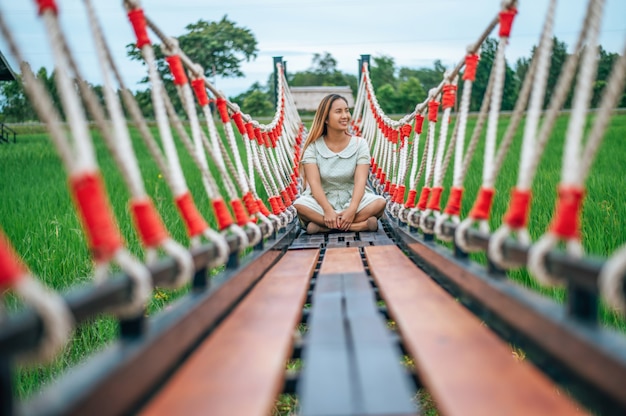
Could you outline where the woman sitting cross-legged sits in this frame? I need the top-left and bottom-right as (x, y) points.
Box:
(293, 94), (386, 234)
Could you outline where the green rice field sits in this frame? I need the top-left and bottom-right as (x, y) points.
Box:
(1, 111), (625, 399)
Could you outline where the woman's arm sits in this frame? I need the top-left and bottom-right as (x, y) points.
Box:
(337, 163), (369, 230)
(303, 163), (340, 228)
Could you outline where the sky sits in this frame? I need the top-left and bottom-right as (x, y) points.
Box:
(0, 0), (624, 99)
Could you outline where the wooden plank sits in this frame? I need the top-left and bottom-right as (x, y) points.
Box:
(319, 247), (363, 274)
(365, 245), (587, 416)
(407, 240), (626, 409)
(140, 249), (320, 416)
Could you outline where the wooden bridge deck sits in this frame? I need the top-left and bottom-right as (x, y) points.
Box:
(136, 222), (585, 415)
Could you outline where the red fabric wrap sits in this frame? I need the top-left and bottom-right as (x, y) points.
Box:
(175, 192), (208, 237)
(70, 173), (123, 262)
(380, 172), (386, 185)
(36, 0), (57, 15)
(269, 196), (282, 215)
(442, 85), (457, 109)
(216, 97), (230, 123)
(417, 187), (431, 211)
(444, 186), (464, 216)
(131, 198), (168, 247)
(256, 198), (271, 217)
(428, 100), (439, 123)
(126, 9), (151, 49)
(231, 199), (250, 226)
(165, 55), (188, 86)
(503, 188), (532, 228)
(254, 128), (263, 145)
(405, 189), (417, 209)
(232, 112), (246, 135)
(213, 199), (234, 231)
(400, 124), (412, 140)
(191, 78), (209, 107)
(0, 232), (26, 288)
(389, 184), (397, 199)
(463, 54), (480, 81)
(499, 7), (518, 38)
(245, 123), (256, 141)
(394, 185), (406, 204)
(426, 186), (443, 211)
(415, 114), (425, 134)
(550, 186), (585, 239)
(280, 189), (292, 206)
(469, 187), (495, 220)
(243, 191), (259, 215)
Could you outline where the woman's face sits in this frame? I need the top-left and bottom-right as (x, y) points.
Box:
(326, 99), (351, 132)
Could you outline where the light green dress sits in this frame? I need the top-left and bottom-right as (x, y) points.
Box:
(293, 135), (385, 215)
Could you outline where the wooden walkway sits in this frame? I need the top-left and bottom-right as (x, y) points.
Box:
(137, 222), (586, 415)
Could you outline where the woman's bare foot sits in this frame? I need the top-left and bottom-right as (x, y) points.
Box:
(306, 222), (330, 234)
(349, 217), (379, 232)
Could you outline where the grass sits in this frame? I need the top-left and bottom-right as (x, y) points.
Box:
(407, 111), (626, 332)
(1, 111), (625, 404)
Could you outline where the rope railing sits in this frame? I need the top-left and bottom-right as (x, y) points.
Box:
(354, 0), (626, 320)
(0, 0), (303, 373)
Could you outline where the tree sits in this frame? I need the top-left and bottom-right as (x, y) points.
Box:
(288, 52), (358, 96)
(126, 15), (258, 116)
(0, 67), (64, 122)
(471, 37), (518, 111)
(231, 82), (273, 116)
(396, 77), (427, 114)
(370, 55), (396, 91)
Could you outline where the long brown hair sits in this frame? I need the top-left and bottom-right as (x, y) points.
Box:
(299, 94), (349, 185)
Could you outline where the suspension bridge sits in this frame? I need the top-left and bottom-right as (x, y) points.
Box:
(1, 0), (626, 415)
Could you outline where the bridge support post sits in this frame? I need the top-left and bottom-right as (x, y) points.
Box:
(273, 56), (283, 106)
(567, 282), (598, 324)
(359, 54), (370, 87)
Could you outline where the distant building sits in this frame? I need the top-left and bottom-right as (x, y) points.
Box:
(0, 49), (17, 82)
(289, 86), (354, 111)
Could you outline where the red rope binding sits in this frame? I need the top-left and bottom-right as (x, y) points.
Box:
(216, 97), (230, 123)
(213, 199), (234, 231)
(268, 196), (282, 215)
(0, 231), (26, 289)
(165, 55), (188, 86)
(130, 198), (169, 248)
(503, 188), (532, 228)
(243, 191), (259, 215)
(426, 186), (443, 211)
(175, 192), (208, 238)
(280, 189), (292, 207)
(417, 187), (431, 211)
(126, 9), (151, 49)
(191, 78), (209, 107)
(463, 54), (480, 82)
(36, 0), (57, 15)
(256, 199), (271, 217)
(550, 186), (585, 239)
(428, 100), (439, 123)
(394, 185), (406, 204)
(231, 199), (250, 226)
(415, 114), (425, 134)
(442, 85), (457, 110)
(499, 7), (518, 38)
(232, 112), (246, 135)
(469, 187), (495, 220)
(70, 173), (124, 262)
(444, 186), (463, 216)
(404, 189), (417, 209)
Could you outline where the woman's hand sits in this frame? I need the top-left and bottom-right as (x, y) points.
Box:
(323, 209), (340, 229)
(337, 208), (356, 231)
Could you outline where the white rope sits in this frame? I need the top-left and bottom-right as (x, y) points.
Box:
(528, 0), (606, 287)
(488, 0), (556, 269)
(600, 245), (626, 313)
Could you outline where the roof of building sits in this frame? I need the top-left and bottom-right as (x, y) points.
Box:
(0, 50), (17, 82)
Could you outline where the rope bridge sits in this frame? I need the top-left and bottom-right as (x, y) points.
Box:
(0, 0), (625, 414)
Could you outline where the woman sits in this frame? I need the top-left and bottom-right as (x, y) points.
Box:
(293, 94), (386, 234)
